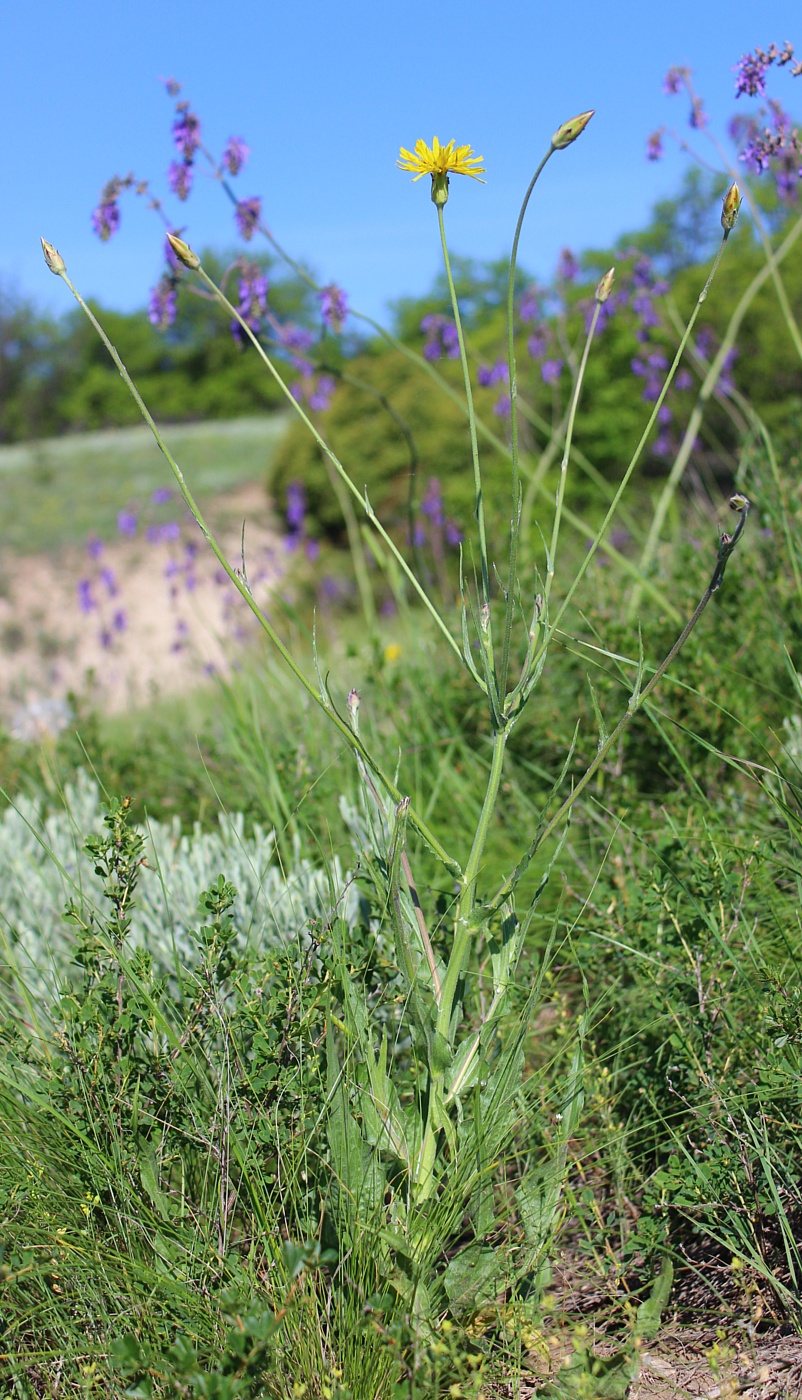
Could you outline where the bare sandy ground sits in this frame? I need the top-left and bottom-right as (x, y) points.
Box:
(0, 483), (286, 737)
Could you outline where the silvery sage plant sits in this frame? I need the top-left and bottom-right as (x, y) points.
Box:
(40, 118), (748, 1322)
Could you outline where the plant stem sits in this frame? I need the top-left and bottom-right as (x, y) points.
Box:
(499, 148), (554, 695)
(437, 206), (492, 634)
(55, 267), (462, 881)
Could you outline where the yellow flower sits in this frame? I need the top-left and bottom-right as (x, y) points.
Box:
(397, 137), (486, 183)
(383, 642), (402, 663)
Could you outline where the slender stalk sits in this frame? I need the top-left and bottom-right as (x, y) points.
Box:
(534, 231), (732, 667)
(489, 500), (749, 911)
(499, 147), (554, 695)
(192, 263), (464, 666)
(543, 301), (602, 612)
(437, 205), (492, 629)
(52, 263), (462, 881)
(631, 212), (802, 613)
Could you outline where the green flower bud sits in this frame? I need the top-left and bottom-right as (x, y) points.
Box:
(721, 183), (742, 234)
(40, 237), (66, 275)
(595, 267), (615, 303)
(166, 232), (201, 270)
(551, 110), (594, 150)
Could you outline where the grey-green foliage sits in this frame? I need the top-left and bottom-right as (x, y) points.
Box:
(0, 769), (359, 999)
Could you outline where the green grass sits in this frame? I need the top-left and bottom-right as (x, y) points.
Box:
(0, 413), (289, 552)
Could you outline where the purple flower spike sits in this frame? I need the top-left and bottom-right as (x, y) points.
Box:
(222, 136), (250, 176)
(286, 481), (306, 532)
(309, 374), (336, 411)
(421, 478), (445, 526)
(152, 487), (173, 504)
(92, 200), (120, 241)
(113, 609), (128, 632)
(663, 66), (687, 96)
(734, 51), (769, 99)
(541, 359), (564, 385)
(445, 520), (462, 547)
(557, 248), (580, 282)
(235, 197), (262, 240)
(148, 278), (178, 332)
(646, 130), (664, 162)
(100, 566), (118, 596)
(172, 104), (201, 159)
(86, 535), (104, 559)
(319, 284), (349, 334)
(77, 579), (96, 614)
(118, 510), (138, 537)
(167, 160), (193, 201)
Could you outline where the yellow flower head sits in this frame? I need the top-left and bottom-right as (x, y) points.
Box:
(397, 137), (486, 184)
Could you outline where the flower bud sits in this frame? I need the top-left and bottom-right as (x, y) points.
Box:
(40, 237), (66, 276)
(347, 688), (360, 732)
(551, 110), (594, 150)
(721, 183), (742, 234)
(166, 231), (201, 270)
(729, 493), (750, 513)
(595, 267), (615, 303)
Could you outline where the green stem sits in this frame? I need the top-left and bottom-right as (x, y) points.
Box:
(631, 212), (802, 615)
(55, 267), (461, 881)
(193, 263), (463, 666)
(436, 205), (492, 631)
(534, 231), (732, 666)
(489, 501), (749, 911)
(543, 301), (601, 613)
(500, 148), (554, 696)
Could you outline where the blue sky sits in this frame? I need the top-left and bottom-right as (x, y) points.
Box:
(2, 0), (800, 325)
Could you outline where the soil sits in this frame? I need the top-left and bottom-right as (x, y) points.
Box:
(0, 482), (286, 735)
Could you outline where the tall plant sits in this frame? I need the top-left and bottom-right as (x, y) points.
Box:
(40, 114), (748, 1331)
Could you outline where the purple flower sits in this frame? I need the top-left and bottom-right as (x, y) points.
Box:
(519, 286), (541, 323)
(172, 104), (201, 159)
(557, 248), (579, 282)
(92, 200), (120, 241)
(734, 51), (769, 99)
(445, 520), (462, 547)
(117, 510), (138, 537)
(319, 284), (349, 334)
(100, 566), (118, 597)
(646, 130), (664, 162)
(675, 368), (693, 391)
(148, 278), (178, 331)
(308, 374), (336, 411)
(286, 481), (306, 532)
(77, 579), (96, 613)
(541, 359), (563, 385)
(99, 628), (113, 650)
(305, 539), (320, 561)
(652, 432), (673, 458)
(527, 331), (547, 360)
(86, 535), (104, 559)
(493, 393), (511, 417)
(477, 360), (508, 387)
(657, 404), (673, 426)
(235, 197), (262, 240)
(690, 97), (707, 130)
(421, 478), (445, 526)
(232, 268), (269, 338)
(663, 66), (687, 96)
(113, 609), (128, 632)
(167, 160), (193, 201)
(152, 487), (173, 504)
(420, 313), (459, 361)
(160, 76), (181, 98)
(222, 136), (250, 176)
